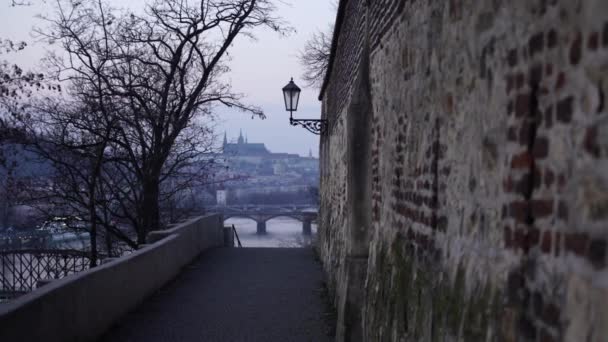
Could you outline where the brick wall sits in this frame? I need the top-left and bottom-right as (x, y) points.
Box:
(319, 0), (608, 341)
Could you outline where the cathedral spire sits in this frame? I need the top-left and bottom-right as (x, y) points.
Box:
(223, 131), (228, 147)
(238, 129), (244, 144)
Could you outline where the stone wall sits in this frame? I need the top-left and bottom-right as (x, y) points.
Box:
(319, 0), (608, 341)
(0, 215), (224, 342)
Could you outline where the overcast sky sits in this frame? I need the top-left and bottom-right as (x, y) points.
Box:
(0, 0), (336, 157)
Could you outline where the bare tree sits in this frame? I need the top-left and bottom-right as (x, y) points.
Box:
(298, 25), (333, 89)
(34, 0), (286, 243)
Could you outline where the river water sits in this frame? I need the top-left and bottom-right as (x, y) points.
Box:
(225, 217), (318, 248)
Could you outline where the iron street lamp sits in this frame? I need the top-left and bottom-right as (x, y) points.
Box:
(282, 78), (327, 135)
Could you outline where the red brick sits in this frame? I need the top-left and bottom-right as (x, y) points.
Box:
(554, 232), (563, 256)
(513, 227), (527, 248)
(540, 230), (553, 253)
(589, 32), (600, 51)
(528, 227), (541, 250)
(565, 232), (589, 256)
(555, 72), (566, 90)
(540, 328), (557, 342)
(515, 93), (531, 117)
(570, 32), (582, 65)
(515, 171), (541, 195)
(519, 121), (533, 145)
(513, 227), (541, 252)
(504, 177), (514, 193)
(556, 96), (574, 123)
(584, 126), (600, 158)
(531, 199), (554, 218)
(558, 174), (567, 189)
(543, 303), (561, 326)
(511, 151), (533, 169)
(510, 202), (528, 222)
(516, 73), (525, 89)
(533, 137), (550, 159)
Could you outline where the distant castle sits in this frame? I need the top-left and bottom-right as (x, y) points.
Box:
(222, 130), (271, 156)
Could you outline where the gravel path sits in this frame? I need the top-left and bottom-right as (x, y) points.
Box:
(100, 248), (335, 342)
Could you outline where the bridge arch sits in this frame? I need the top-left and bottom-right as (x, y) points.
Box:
(223, 214), (260, 223)
(262, 214), (305, 223)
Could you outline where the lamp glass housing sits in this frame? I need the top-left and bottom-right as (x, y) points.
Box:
(282, 78), (301, 112)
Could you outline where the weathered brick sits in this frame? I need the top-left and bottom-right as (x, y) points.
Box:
(544, 168), (555, 187)
(545, 63), (553, 76)
(544, 106), (554, 128)
(533, 137), (550, 159)
(506, 74), (515, 94)
(556, 97), (574, 123)
(508, 49), (518, 67)
(519, 315), (537, 339)
(511, 151), (533, 169)
(547, 29), (558, 48)
(589, 239), (607, 269)
(505, 225), (513, 247)
(509, 201), (528, 222)
(542, 303), (561, 326)
(558, 201), (568, 220)
(558, 174), (567, 189)
(540, 329), (557, 342)
(529, 64), (543, 84)
(565, 232), (589, 256)
(529, 32), (545, 56)
(584, 126), (600, 158)
(507, 271), (525, 303)
(515, 93), (531, 117)
(588, 32), (599, 51)
(531, 199), (554, 218)
(540, 230), (553, 253)
(519, 121), (533, 145)
(504, 176), (514, 192)
(507, 126), (517, 141)
(555, 72), (566, 90)
(570, 32), (582, 65)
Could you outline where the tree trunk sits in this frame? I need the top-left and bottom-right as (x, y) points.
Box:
(140, 177), (161, 244)
(89, 199), (98, 267)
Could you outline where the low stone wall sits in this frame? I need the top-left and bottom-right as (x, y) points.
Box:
(0, 214), (224, 342)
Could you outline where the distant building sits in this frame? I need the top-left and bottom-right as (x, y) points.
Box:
(216, 189), (227, 206)
(218, 130), (319, 204)
(223, 130), (274, 156)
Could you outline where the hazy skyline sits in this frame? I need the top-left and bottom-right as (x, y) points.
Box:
(0, 0), (336, 157)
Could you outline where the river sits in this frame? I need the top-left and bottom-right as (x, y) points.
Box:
(225, 217), (318, 248)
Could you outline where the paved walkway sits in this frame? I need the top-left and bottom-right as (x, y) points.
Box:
(100, 248), (335, 342)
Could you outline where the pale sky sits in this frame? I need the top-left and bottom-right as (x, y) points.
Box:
(0, 0), (336, 157)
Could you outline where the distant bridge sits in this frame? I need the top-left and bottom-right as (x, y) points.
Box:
(206, 205), (318, 235)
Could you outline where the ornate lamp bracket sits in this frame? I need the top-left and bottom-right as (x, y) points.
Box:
(289, 118), (328, 135)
